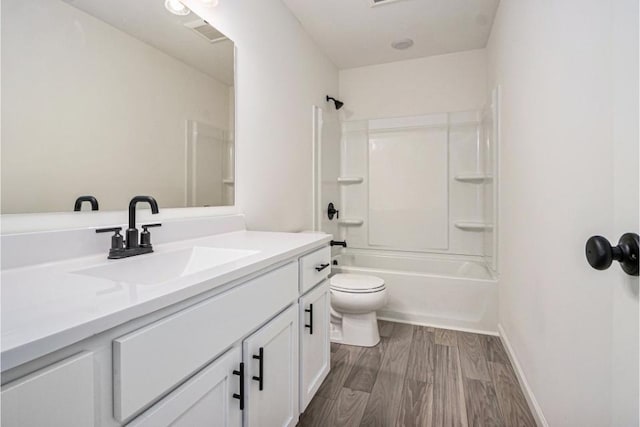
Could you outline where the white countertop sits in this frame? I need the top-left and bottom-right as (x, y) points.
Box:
(1, 230), (331, 371)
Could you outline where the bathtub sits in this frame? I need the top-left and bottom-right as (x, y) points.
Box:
(332, 251), (498, 334)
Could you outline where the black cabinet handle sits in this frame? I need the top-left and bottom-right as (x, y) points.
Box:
(586, 233), (639, 276)
(305, 304), (314, 335)
(232, 362), (244, 410)
(330, 240), (347, 247)
(252, 347), (264, 391)
(315, 263), (330, 272)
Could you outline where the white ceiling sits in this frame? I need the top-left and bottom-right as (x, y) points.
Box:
(63, 0), (234, 85)
(281, 0), (499, 69)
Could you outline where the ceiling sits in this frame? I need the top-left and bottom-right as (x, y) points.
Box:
(281, 0), (499, 69)
(63, 0), (234, 85)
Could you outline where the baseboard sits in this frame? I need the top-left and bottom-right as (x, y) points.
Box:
(377, 311), (499, 336)
(497, 324), (549, 427)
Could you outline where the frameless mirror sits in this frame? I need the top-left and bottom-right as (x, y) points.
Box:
(1, 0), (235, 214)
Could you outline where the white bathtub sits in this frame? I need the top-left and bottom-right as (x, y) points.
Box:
(332, 251), (498, 334)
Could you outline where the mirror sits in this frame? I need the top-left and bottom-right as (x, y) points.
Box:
(1, 0), (235, 214)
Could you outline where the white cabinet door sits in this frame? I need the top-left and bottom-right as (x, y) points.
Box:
(299, 280), (330, 411)
(1, 352), (95, 427)
(128, 346), (242, 427)
(114, 262), (298, 422)
(244, 304), (299, 427)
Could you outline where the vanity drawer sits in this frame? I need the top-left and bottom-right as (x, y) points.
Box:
(1, 352), (95, 427)
(299, 246), (331, 294)
(113, 262), (298, 423)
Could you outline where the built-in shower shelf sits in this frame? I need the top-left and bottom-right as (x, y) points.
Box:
(454, 173), (493, 183)
(337, 176), (364, 184)
(455, 222), (493, 231)
(338, 218), (364, 226)
(223, 179), (235, 185)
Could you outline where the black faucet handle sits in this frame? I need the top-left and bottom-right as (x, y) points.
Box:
(96, 227), (124, 251)
(96, 227), (122, 234)
(141, 223), (162, 231)
(140, 223), (162, 248)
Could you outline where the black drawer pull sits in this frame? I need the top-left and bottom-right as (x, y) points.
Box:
(232, 362), (244, 410)
(252, 347), (264, 391)
(305, 304), (314, 335)
(315, 263), (330, 272)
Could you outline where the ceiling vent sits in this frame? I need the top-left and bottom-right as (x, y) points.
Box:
(369, 0), (410, 7)
(183, 19), (227, 43)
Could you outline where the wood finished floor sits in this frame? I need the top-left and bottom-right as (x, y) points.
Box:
(298, 321), (536, 427)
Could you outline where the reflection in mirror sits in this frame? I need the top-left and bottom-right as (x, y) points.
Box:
(1, 0), (235, 214)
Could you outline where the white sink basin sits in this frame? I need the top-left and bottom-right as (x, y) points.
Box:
(75, 247), (259, 285)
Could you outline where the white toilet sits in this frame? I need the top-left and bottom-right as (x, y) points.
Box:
(329, 273), (388, 347)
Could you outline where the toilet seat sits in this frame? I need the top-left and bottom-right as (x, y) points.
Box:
(330, 273), (385, 294)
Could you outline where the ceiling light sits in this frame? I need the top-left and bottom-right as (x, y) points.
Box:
(165, 0), (190, 16)
(201, 0), (220, 6)
(391, 38), (414, 50)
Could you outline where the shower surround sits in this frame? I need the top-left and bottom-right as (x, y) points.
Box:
(323, 107), (499, 333)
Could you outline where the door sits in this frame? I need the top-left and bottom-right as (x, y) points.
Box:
(128, 346), (243, 427)
(609, 0), (639, 424)
(299, 280), (330, 411)
(186, 120), (227, 207)
(244, 304), (299, 427)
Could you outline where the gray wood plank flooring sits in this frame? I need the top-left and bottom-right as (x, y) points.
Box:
(360, 322), (413, 426)
(326, 388), (370, 427)
(406, 327), (435, 384)
(432, 345), (467, 427)
(434, 329), (458, 346)
(317, 344), (364, 399)
(343, 337), (387, 393)
(457, 332), (491, 382)
(396, 378), (433, 427)
(298, 321), (536, 427)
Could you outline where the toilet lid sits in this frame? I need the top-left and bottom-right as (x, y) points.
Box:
(330, 274), (385, 293)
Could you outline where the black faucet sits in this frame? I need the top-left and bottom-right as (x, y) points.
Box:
(74, 195), (99, 211)
(126, 196), (159, 249)
(96, 196), (161, 259)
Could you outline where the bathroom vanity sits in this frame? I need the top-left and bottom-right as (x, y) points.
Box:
(1, 2), (333, 425)
(1, 216), (332, 426)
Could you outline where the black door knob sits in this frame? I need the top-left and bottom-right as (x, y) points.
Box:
(585, 233), (639, 276)
(327, 202), (339, 220)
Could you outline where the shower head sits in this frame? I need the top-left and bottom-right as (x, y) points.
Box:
(326, 95), (344, 110)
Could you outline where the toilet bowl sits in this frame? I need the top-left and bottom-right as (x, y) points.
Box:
(329, 273), (387, 347)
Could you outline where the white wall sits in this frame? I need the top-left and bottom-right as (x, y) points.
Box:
(183, 0), (339, 232)
(487, 0), (638, 425)
(338, 49), (487, 121)
(1, 0), (230, 213)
